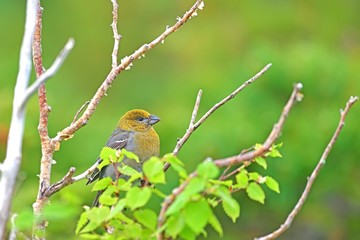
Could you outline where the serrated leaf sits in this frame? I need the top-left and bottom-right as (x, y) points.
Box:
(235, 171), (248, 189)
(143, 157), (165, 184)
(214, 187), (240, 223)
(184, 198), (211, 234)
(248, 172), (260, 181)
(265, 176), (280, 193)
(166, 213), (185, 238)
(134, 209), (157, 230)
(255, 157), (267, 169)
(123, 223), (143, 239)
(208, 211), (223, 236)
(166, 177), (206, 216)
(91, 177), (112, 191)
(75, 211), (88, 234)
(164, 154), (188, 179)
(100, 147), (117, 161)
(125, 187), (152, 210)
(121, 149), (139, 162)
(197, 159), (219, 179)
(246, 182), (265, 204)
(222, 197), (240, 223)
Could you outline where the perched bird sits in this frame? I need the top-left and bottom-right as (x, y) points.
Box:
(87, 109), (160, 206)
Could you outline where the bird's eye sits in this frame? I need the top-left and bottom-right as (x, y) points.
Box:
(136, 117), (145, 122)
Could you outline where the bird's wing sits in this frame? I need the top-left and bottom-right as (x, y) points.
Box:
(86, 128), (130, 184)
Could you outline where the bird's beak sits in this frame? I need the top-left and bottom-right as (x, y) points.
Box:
(148, 114), (160, 126)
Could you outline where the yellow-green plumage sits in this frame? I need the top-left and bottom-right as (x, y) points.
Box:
(87, 109), (160, 206)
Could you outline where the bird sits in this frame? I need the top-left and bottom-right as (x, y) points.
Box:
(86, 109), (160, 206)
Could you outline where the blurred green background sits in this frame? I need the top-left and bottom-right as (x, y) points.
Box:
(1, 0), (359, 239)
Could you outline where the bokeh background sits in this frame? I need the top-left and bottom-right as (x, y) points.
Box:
(1, 0), (359, 239)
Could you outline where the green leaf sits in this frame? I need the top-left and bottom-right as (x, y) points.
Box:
(166, 177), (206, 216)
(125, 187), (152, 210)
(208, 179), (233, 187)
(75, 211), (88, 234)
(98, 194), (117, 206)
(118, 164), (141, 177)
(166, 213), (186, 238)
(151, 188), (167, 199)
(100, 147), (117, 162)
(265, 176), (280, 193)
(91, 177), (112, 191)
(214, 187), (240, 223)
(87, 206), (110, 224)
(179, 225), (196, 240)
(255, 157), (267, 169)
(235, 171), (248, 189)
(248, 172), (260, 181)
(143, 157), (165, 184)
(134, 209), (157, 230)
(197, 159), (219, 179)
(107, 198), (126, 220)
(164, 154), (188, 179)
(246, 182), (265, 204)
(121, 149), (139, 162)
(123, 223), (143, 239)
(184, 198), (211, 234)
(208, 211), (223, 237)
(265, 143), (283, 158)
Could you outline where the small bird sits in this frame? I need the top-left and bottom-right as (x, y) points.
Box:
(87, 109), (160, 206)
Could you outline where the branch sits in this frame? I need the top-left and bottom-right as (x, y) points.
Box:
(54, 0), (206, 143)
(20, 38), (75, 110)
(110, 0), (121, 68)
(255, 96), (359, 240)
(43, 161), (100, 198)
(163, 63), (272, 171)
(214, 82), (303, 167)
(157, 83), (302, 239)
(0, 0), (36, 237)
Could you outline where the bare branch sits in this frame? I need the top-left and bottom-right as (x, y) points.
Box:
(214, 82), (303, 167)
(255, 95), (358, 240)
(54, 0), (206, 143)
(111, 0), (121, 68)
(0, 0), (36, 237)
(20, 38), (74, 110)
(43, 161), (100, 198)
(172, 63), (272, 158)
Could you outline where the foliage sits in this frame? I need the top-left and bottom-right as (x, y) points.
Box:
(75, 144), (282, 239)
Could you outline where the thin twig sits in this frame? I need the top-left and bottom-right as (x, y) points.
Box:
(255, 96), (358, 240)
(163, 89), (202, 171)
(172, 63), (272, 159)
(110, 0), (121, 68)
(20, 38), (75, 110)
(214, 82), (303, 167)
(72, 101), (90, 125)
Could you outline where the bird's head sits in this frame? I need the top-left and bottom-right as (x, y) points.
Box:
(118, 109), (160, 132)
